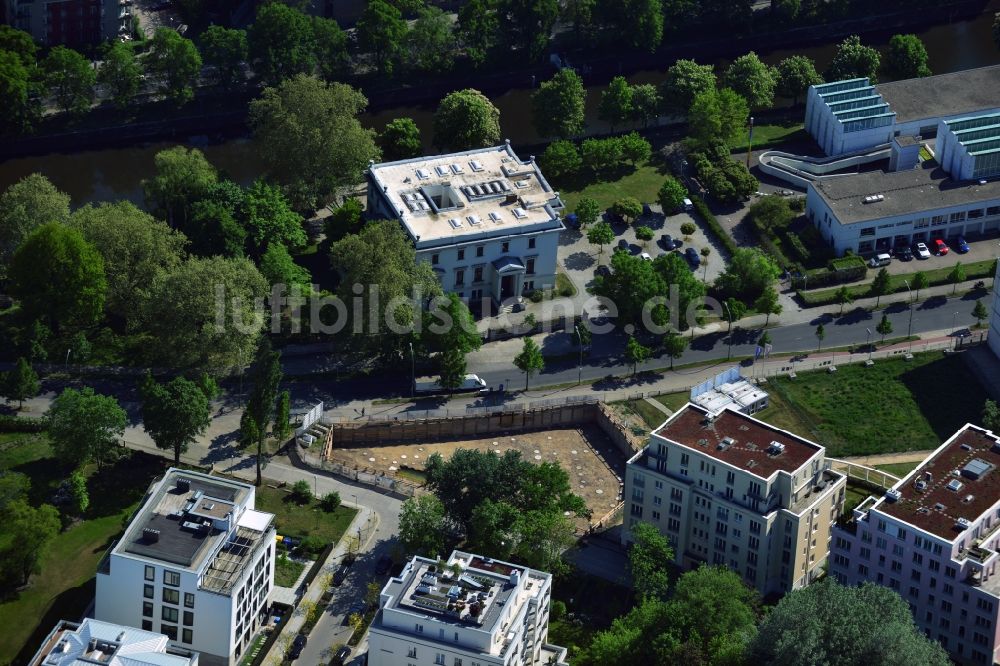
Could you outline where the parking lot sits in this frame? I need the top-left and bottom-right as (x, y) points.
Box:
(878, 232), (1000, 275)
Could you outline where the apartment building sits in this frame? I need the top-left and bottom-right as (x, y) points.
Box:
(367, 143), (564, 310)
(29, 618), (199, 666)
(5, 0), (127, 46)
(368, 550), (568, 666)
(622, 403), (847, 597)
(830, 425), (1000, 665)
(95, 469), (276, 666)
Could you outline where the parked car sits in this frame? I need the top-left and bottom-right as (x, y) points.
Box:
(954, 236), (970, 253)
(333, 645), (352, 665)
(333, 564), (350, 586)
(594, 265), (612, 279)
(289, 634), (307, 660)
(684, 247), (701, 267)
(914, 242), (931, 259)
(868, 253), (891, 268)
(639, 252), (652, 262)
(375, 554), (393, 575)
(682, 197), (693, 211)
(895, 245), (913, 261)
(933, 238), (949, 255)
(660, 234), (677, 250)
(616, 239), (630, 253)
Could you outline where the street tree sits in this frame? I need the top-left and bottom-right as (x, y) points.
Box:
(700, 247), (712, 281)
(456, 0), (499, 67)
(378, 117), (423, 161)
(140, 373), (214, 465)
(652, 252), (706, 330)
(724, 297), (747, 334)
(629, 522), (674, 601)
(876, 313), (893, 342)
(1, 500), (60, 589)
(143, 145), (218, 227)
(754, 286), (782, 325)
(689, 87), (749, 148)
(973, 299), (989, 327)
(98, 41), (142, 109)
(42, 46), (94, 115)
(313, 16), (349, 81)
(947, 262), (966, 294)
(725, 51), (777, 110)
(759, 329), (772, 347)
(614, 0), (663, 52)
(426, 293), (481, 356)
(0, 25), (36, 65)
(657, 176), (686, 213)
(246, 338), (282, 486)
(274, 390), (291, 442)
(499, 0), (558, 59)
(433, 88), (501, 151)
(69, 201), (187, 327)
(513, 337), (545, 390)
(912, 271), (929, 300)
(399, 494), (447, 557)
(0, 173), (70, 275)
(612, 197), (643, 224)
(595, 251), (668, 330)
(587, 221), (614, 255)
(250, 75), (378, 210)
(624, 336), (651, 375)
(575, 197), (600, 227)
(619, 132), (651, 165)
(659, 59), (716, 117)
(357, 0), (407, 75)
(815, 323), (825, 351)
(539, 140), (581, 180)
(1, 357), (39, 409)
(635, 226), (654, 244)
(148, 28), (202, 105)
(749, 578), (949, 666)
(826, 35), (880, 82)
(438, 347), (468, 391)
(662, 330), (688, 369)
(8, 223), (106, 332)
(679, 221), (696, 237)
(869, 267), (892, 306)
(599, 76), (633, 132)
(248, 2), (316, 85)
(47, 387), (126, 470)
(532, 68), (585, 139)
(835, 285), (854, 315)
(630, 83), (661, 127)
(776, 55), (823, 105)
(883, 33), (931, 80)
(200, 25), (248, 88)
(406, 5), (455, 73)
(563, 0), (596, 40)
(715, 247), (780, 302)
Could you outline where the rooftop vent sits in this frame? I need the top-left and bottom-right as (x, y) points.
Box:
(962, 458), (994, 480)
(489, 212), (502, 223)
(956, 517), (971, 530)
(416, 168), (430, 180)
(934, 503), (946, 511)
(717, 437), (735, 451)
(448, 218), (462, 229)
(469, 160), (484, 172)
(142, 528), (160, 543)
(512, 208), (527, 219)
(697, 438), (709, 447)
(963, 494), (975, 504)
(918, 507), (930, 514)
(914, 480), (927, 491)
(467, 215), (481, 226)
(885, 489), (902, 502)
(176, 478), (190, 493)
(961, 443), (973, 451)
(767, 441), (786, 456)
(862, 194), (885, 204)
(435, 165), (449, 177)
(947, 479), (965, 492)
(747, 460), (757, 468)
(509, 570), (520, 587)
(450, 163), (464, 174)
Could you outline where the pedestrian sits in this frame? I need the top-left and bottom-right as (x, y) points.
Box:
(362, 407), (366, 417)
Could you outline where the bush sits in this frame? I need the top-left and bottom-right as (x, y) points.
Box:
(689, 195), (737, 256)
(0, 415), (47, 432)
(680, 222), (696, 236)
(540, 140), (581, 180)
(298, 535), (327, 556)
(320, 491), (341, 512)
(784, 231), (811, 264)
(289, 479), (313, 505)
(635, 226), (654, 241)
(551, 599), (567, 621)
(789, 196), (806, 212)
(528, 289), (544, 303)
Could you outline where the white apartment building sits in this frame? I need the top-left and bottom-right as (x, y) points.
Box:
(29, 618), (199, 666)
(368, 550), (568, 666)
(622, 404), (846, 597)
(95, 469), (276, 666)
(829, 424), (1000, 665)
(366, 143), (565, 310)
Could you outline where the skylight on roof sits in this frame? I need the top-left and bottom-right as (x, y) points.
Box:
(448, 218), (462, 229)
(435, 165), (449, 177)
(489, 212), (502, 223)
(512, 208), (527, 219)
(467, 215), (481, 226)
(469, 160), (484, 172)
(415, 168), (430, 180)
(451, 163), (464, 174)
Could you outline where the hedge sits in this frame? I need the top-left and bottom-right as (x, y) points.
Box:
(0, 415), (47, 432)
(689, 195), (738, 257)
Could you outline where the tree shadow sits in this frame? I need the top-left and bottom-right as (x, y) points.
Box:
(563, 251), (596, 271)
(11, 579), (96, 666)
(87, 451), (165, 518)
(919, 295), (948, 310)
(835, 307), (873, 325)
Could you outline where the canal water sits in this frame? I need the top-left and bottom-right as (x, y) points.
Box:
(2, 3), (998, 207)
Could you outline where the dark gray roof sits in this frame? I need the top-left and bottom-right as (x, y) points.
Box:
(124, 513), (214, 567)
(811, 164), (1000, 225)
(875, 65), (1000, 124)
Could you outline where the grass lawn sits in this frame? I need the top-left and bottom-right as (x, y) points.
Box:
(729, 123), (807, 153)
(653, 391), (690, 413)
(624, 399), (671, 430)
(874, 461), (921, 478)
(555, 272), (577, 298)
(253, 485), (357, 543)
(274, 555), (307, 587)
(757, 351), (987, 457)
(844, 483), (874, 515)
(560, 161), (669, 213)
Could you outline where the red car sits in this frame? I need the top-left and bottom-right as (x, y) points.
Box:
(933, 238), (949, 255)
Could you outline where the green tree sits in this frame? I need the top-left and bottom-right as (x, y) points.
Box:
(679, 221), (696, 237)
(186, 198), (247, 258)
(378, 117), (423, 161)
(98, 41), (142, 109)
(635, 226), (654, 243)
(587, 220), (614, 255)
(250, 75), (379, 210)
(513, 337), (544, 390)
(594, 251), (667, 330)
(748, 195), (793, 232)
(689, 88), (749, 147)
(581, 137), (623, 173)
(2, 357), (39, 408)
(0, 25), (36, 65)
(573, 197), (599, 229)
(66, 469), (89, 515)
(657, 176), (686, 213)
(662, 329), (688, 369)
(260, 242), (311, 288)
(42, 46), (94, 115)
(983, 399), (1000, 432)
(437, 347), (467, 391)
(148, 28), (202, 105)
(0, 173), (70, 275)
(659, 59), (716, 117)
(320, 490), (341, 512)
(750, 578), (949, 666)
(145, 256), (268, 372)
(653, 252), (706, 330)
(759, 329), (772, 347)
(771, 0), (800, 20)
(324, 197), (365, 243)
(754, 286), (782, 325)
(724, 296), (748, 332)
(468, 499), (518, 559)
(599, 76), (633, 132)
(869, 267), (892, 306)
(357, 0), (407, 75)
(912, 271), (929, 300)
(456, 0), (499, 68)
(630, 83), (661, 127)
(724, 51), (777, 110)
(614, 0), (663, 52)
(539, 140), (581, 180)
(776, 55), (823, 105)
(973, 299), (989, 327)
(511, 509), (575, 574)
(531, 68), (585, 139)
(947, 261), (966, 294)
(240, 180), (307, 256)
(619, 131), (651, 166)
(273, 390), (291, 442)
(624, 335), (651, 375)
(564, 0), (596, 40)
(628, 522), (674, 601)
(200, 25), (248, 88)
(405, 5), (455, 72)
(69, 201), (187, 326)
(8, 223), (106, 332)
(399, 494), (447, 557)
(433, 88), (501, 151)
(140, 373), (214, 465)
(499, 0), (558, 59)
(834, 285), (854, 314)
(0, 50), (37, 135)
(143, 145), (218, 227)
(0, 500), (60, 588)
(876, 313), (893, 342)
(307, 20), (348, 82)
(47, 387), (126, 470)
(815, 322), (825, 351)
(248, 2), (316, 85)
(426, 293), (482, 356)
(612, 197), (643, 225)
(883, 33), (931, 80)
(715, 247), (780, 302)
(239, 410), (260, 450)
(826, 35), (880, 82)
(246, 338), (282, 486)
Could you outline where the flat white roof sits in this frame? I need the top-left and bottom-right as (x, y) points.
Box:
(368, 144), (564, 248)
(238, 508), (273, 532)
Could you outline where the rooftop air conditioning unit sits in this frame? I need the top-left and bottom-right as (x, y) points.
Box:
(956, 517), (971, 530)
(885, 489), (902, 502)
(176, 478), (190, 493)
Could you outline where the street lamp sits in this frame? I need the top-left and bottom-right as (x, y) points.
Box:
(866, 328), (873, 362)
(903, 280), (914, 353)
(409, 342), (415, 400)
(722, 302), (733, 360)
(574, 325), (583, 385)
(65, 348), (72, 371)
(746, 116), (754, 169)
(952, 311), (960, 349)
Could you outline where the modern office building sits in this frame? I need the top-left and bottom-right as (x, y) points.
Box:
(367, 550), (568, 666)
(95, 469), (276, 666)
(366, 143), (565, 309)
(5, 0), (128, 46)
(829, 424), (1000, 665)
(991, 262), (1000, 361)
(29, 618), (199, 666)
(621, 403), (847, 597)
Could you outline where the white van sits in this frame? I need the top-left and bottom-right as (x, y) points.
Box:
(868, 253), (892, 268)
(682, 198), (694, 211)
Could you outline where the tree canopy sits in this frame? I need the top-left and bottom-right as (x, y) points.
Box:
(399, 494), (447, 557)
(715, 247), (780, 302)
(200, 25), (248, 88)
(42, 46), (94, 115)
(379, 117), (423, 161)
(660, 59), (716, 117)
(826, 35), (880, 82)
(357, 0), (407, 75)
(143, 145), (218, 227)
(594, 250), (668, 330)
(883, 33), (931, 80)
(776, 55), (823, 105)
(688, 88), (749, 147)
(599, 76), (634, 132)
(98, 41), (142, 109)
(248, 2), (317, 84)
(47, 387), (127, 470)
(148, 28), (202, 105)
(405, 5), (455, 73)
(433, 88), (501, 151)
(140, 373), (214, 464)
(532, 68), (586, 139)
(725, 52), (777, 110)
(499, 0), (558, 59)
(0, 173), (70, 276)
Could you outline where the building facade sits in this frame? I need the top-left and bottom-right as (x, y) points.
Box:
(991, 262), (1000, 361)
(29, 618), (199, 666)
(367, 143), (564, 309)
(6, 0), (127, 46)
(829, 425), (1000, 665)
(622, 404), (846, 597)
(95, 469), (276, 666)
(368, 550), (568, 666)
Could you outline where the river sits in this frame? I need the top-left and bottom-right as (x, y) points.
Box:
(2, 3), (999, 207)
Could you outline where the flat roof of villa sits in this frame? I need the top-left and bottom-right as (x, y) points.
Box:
(811, 163), (1000, 225)
(652, 404), (822, 479)
(875, 65), (1000, 124)
(367, 144), (564, 247)
(876, 426), (1000, 540)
